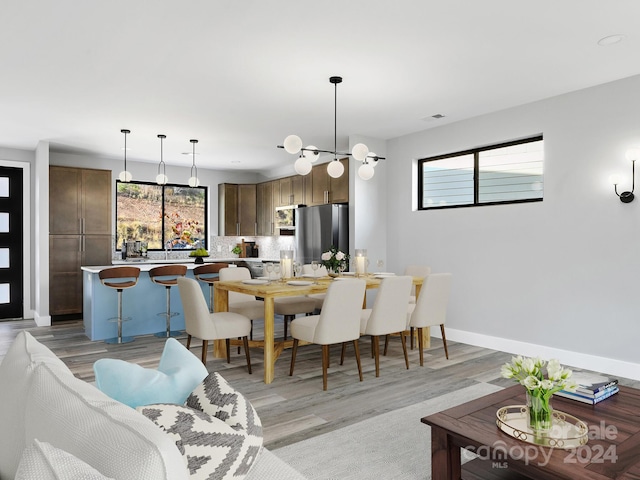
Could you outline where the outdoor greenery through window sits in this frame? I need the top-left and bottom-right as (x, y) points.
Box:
(418, 136), (544, 209)
(116, 181), (207, 250)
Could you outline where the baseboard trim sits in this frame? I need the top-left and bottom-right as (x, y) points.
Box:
(33, 311), (51, 327)
(437, 327), (640, 382)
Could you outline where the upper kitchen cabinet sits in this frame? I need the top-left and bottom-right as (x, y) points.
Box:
(310, 158), (349, 205)
(218, 183), (257, 236)
(50, 166), (111, 235)
(256, 181), (274, 236)
(279, 175), (307, 206)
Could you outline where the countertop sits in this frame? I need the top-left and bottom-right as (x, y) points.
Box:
(82, 257), (279, 273)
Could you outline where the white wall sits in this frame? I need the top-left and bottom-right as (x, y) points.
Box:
(386, 74), (640, 379)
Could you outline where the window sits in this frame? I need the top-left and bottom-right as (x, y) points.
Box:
(418, 136), (544, 209)
(116, 181), (207, 250)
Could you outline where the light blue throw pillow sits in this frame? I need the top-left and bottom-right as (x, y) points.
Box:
(93, 338), (208, 408)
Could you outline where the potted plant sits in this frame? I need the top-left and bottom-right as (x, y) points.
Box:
(232, 245), (242, 257)
(189, 248), (209, 264)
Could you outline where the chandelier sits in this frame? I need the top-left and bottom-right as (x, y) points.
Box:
(278, 76), (384, 180)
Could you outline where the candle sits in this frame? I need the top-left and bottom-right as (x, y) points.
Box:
(355, 249), (367, 277)
(280, 250), (294, 279)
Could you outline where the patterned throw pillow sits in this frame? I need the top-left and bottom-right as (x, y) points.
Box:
(138, 404), (261, 480)
(186, 372), (262, 438)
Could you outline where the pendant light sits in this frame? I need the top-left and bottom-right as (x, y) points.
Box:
(156, 134), (168, 185)
(118, 129), (132, 182)
(188, 139), (200, 187)
(278, 76), (385, 180)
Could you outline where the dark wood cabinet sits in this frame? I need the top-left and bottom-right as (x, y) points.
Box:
(256, 181), (274, 236)
(310, 158), (349, 205)
(279, 175), (306, 205)
(218, 183), (257, 236)
(49, 166), (112, 316)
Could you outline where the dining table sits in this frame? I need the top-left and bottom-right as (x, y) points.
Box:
(213, 273), (425, 384)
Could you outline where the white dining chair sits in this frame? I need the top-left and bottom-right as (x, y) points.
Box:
(360, 275), (413, 377)
(289, 279), (366, 390)
(403, 265), (431, 304)
(302, 263), (329, 311)
(177, 277), (252, 371)
(406, 273), (452, 366)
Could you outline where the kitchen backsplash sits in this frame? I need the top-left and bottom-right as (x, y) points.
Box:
(112, 236), (295, 262)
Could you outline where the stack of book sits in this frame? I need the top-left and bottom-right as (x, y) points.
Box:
(556, 373), (619, 404)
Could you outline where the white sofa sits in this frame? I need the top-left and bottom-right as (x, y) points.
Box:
(0, 331), (305, 480)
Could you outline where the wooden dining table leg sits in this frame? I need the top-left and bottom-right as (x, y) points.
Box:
(414, 283), (431, 349)
(263, 297), (276, 384)
(213, 287), (228, 359)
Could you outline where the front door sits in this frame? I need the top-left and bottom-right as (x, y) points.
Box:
(0, 166), (23, 319)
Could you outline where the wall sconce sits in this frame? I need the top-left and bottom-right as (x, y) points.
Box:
(611, 148), (638, 203)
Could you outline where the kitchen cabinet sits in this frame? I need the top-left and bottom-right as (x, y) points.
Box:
(279, 175), (306, 205)
(256, 181), (274, 236)
(49, 166), (112, 316)
(310, 158), (349, 205)
(218, 183), (257, 236)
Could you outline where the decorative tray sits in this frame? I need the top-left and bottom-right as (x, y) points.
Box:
(496, 405), (588, 448)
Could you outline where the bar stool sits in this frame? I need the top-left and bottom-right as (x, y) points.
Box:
(99, 266), (141, 344)
(193, 263), (229, 313)
(149, 264), (188, 338)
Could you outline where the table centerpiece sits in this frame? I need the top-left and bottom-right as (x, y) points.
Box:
(321, 245), (349, 276)
(501, 356), (577, 434)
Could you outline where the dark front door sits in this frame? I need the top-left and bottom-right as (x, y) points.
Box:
(0, 166), (23, 319)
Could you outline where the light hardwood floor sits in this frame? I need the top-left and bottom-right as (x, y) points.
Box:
(2, 317), (636, 450)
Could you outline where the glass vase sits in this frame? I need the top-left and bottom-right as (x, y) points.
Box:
(526, 391), (553, 434)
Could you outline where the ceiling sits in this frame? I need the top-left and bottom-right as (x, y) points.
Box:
(2, 1), (639, 174)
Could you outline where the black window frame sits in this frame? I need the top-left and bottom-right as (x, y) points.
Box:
(417, 135), (544, 210)
(115, 180), (208, 251)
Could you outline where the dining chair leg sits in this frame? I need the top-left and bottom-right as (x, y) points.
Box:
(201, 340), (208, 364)
(383, 335), (389, 356)
(440, 324), (449, 359)
(340, 342), (346, 365)
(372, 335), (380, 377)
(226, 339), (231, 364)
(410, 327), (415, 350)
(243, 336), (252, 374)
(289, 339), (299, 376)
(322, 344), (330, 391)
(186, 334), (192, 350)
(418, 327), (424, 366)
(353, 340), (363, 382)
(240, 320), (254, 354)
(400, 330), (409, 370)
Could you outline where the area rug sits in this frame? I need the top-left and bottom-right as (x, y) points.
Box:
(273, 382), (503, 480)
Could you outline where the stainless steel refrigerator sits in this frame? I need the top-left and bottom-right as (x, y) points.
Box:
(295, 204), (349, 266)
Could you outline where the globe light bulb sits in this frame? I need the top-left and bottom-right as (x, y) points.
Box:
(294, 157), (312, 175)
(283, 135), (302, 154)
(352, 143), (369, 161)
(188, 176), (200, 187)
(609, 174), (621, 185)
(358, 163), (375, 180)
(367, 152), (379, 167)
(303, 145), (319, 162)
(156, 174), (168, 185)
(118, 170), (132, 182)
(327, 159), (344, 178)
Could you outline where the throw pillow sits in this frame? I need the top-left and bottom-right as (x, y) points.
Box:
(15, 439), (115, 480)
(93, 337), (208, 408)
(138, 404), (261, 480)
(186, 372), (263, 438)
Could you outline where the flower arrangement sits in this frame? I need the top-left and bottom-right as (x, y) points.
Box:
(501, 356), (576, 433)
(320, 245), (349, 273)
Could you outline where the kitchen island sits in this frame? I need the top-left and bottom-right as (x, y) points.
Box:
(81, 260), (230, 341)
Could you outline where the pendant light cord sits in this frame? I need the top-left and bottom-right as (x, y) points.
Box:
(334, 80), (337, 161)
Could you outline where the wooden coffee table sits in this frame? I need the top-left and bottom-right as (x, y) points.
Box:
(421, 384), (640, 479)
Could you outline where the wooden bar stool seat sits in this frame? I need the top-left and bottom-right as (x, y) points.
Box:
(99, 266), (141, 344)
(193, 263), (229, 313)
(149, 264), (188, 338)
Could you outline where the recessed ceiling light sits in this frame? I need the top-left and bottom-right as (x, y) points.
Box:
(230, 160), (241, 164)
(598, 34), (626, 46)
